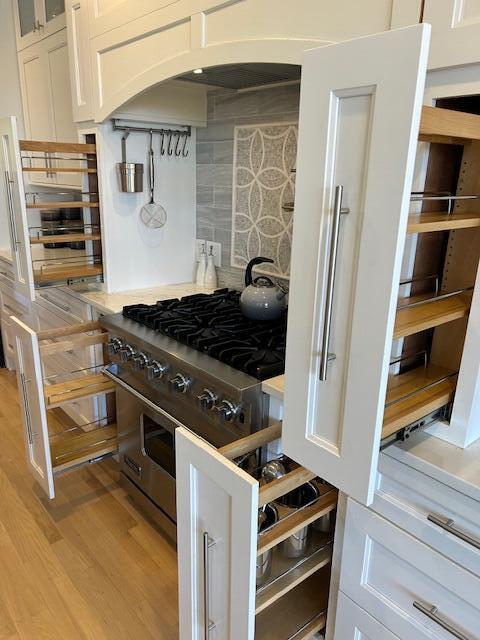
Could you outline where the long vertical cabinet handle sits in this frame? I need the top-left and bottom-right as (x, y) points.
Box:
(3, 171), (20, 251)
(413, 601), (471, 640)
(203, 532), (216, 639)
(427, 514), (480, 550)
(19, 372), (34, 445)
(319, 185), (349, 381)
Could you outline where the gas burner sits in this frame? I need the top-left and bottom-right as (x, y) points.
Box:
(122, 289), (287, 380)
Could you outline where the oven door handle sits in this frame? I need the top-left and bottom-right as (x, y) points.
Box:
(102, 365), (187, 430)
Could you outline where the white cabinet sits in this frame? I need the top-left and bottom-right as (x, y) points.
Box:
(18, 28), (81, 189)
(340, 499), (480, 640)
(11, 315), (117, 499)
(424, 0), (480, 69)
(282, 24), (431, 506)
(65, 0), (93, 122)
(334, 592), (400, 640)
(13, 0), (66, 51)
(176, 424), (337, 640)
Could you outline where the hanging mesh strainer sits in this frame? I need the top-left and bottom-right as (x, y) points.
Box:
(140, 130), (167, 229)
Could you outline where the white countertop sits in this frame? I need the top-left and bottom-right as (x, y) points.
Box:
(262, 374), (285, 400)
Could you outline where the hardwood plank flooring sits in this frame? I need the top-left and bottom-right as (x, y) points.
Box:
(0, 370), (179, 639)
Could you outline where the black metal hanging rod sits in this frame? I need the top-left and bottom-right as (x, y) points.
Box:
(111, 120), (191, 137)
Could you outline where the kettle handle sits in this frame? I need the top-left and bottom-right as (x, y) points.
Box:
(245, 257), (274, 287)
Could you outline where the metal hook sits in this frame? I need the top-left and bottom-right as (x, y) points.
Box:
(160, 131), (165, 156)
(174, 133), (182, 157)
(167, 131), (174, 156)
(181, 132), (189, 157)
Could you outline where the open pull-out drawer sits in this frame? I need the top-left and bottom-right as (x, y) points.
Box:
(10, 316), (117, 499)
(176, 424), (338, 640)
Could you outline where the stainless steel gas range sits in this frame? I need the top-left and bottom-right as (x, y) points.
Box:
(100, 289), (287, 538)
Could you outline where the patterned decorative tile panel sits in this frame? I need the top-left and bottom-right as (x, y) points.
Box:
(231, 123), (297, 279)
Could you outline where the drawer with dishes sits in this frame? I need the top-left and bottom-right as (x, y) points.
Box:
(176, 423), (338, 640)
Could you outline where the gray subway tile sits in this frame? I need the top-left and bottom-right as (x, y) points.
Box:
(197, 185), (214, 205)
(214, 187), (232, 207)
(196, 164), (233, 188)
(197, 142), (214, 164)
(214, 140), (234, 164)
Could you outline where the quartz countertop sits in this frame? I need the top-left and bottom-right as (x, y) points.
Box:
(262, 374), (285, 400)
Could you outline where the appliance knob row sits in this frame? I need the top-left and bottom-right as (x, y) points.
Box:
(107, 337), (123, 356)
(146, 360), (168, 381)
(169, 373), (190, 393)
(119, 344), (135, 362)
(196, 388), (217, 411)
(132, 352), (149, 371)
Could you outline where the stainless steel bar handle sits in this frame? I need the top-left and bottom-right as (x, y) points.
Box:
(203, 532), (216, 640)
(319, 185), (349, 381)
(428, 514), (480, 551)
(42, 294), (71, 313)
(20, 372), (33, 445)
(413, 601), (471, 640)
(101, 365), (186, 430)
(4, 171), (20, 250)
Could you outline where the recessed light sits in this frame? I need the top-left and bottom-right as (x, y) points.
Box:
(193, 68), (203, 75)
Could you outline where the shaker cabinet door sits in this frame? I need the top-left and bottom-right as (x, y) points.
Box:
(176, 427), (258, 640)
(11, 316), (55, 499)
(424, 0), (480, 69)
(334, 592), (400, 640)
(283, 24), (430, 505)
(0, 117), (35, 301)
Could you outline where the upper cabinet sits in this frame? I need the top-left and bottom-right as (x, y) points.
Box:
(17, 28), (81, 189)
(282, 24), (431, 506)
(13, 0), (66, 51)
(65, 0), (93, 122)
(423, 0), (480, 69)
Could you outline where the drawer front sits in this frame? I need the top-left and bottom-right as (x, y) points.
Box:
(334, 592), (400, 640)
(1, 316), (16, 369)
(374, 455), (480, 576)
(341, 499), (480, 640)
(1, 289), (30, 321)
(37, 288), (91, 323)
(0, 260), (14, 285)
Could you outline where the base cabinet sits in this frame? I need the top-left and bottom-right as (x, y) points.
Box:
(176, 425), (337, 640)
(334, 592), (400, 640)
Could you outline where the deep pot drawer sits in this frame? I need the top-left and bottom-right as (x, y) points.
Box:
(340, 499), (480, 640)
(37, 288), (91, 323)
(374, 454), (480, 576)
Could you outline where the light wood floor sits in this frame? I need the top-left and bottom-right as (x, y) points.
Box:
(0, 369), (179, 640)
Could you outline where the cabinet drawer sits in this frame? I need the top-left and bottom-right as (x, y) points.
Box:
(374, 454), (480, 577)
(340, 499), (480, 640)
(37, 288), (91, 323)
(1, 289), (30, 321)
(334, 592), (400, 640)
(0, 259), (14, 284)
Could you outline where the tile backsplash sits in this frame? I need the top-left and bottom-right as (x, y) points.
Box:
(196, 83), (300, 290)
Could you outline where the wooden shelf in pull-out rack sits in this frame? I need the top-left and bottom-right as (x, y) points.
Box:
(44, 373), (115, 409)
(50, 424), (118, 473)
(394, 292), (471, 339)
(407, 212), (480, 233)
(23, 167), (97, 174)
(255, 567), (329, 640)
(419, 105), (480, 143)
(26, 201), (99, 210)
(33, 264), (103, 285)
(382, 364), (457, 438)
(30, 233), (102, 245)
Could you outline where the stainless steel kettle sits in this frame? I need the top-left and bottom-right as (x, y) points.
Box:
(240, 257), (287, 321)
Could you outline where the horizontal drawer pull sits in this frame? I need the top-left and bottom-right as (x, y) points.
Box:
(427, 514), (480, 551)
(413, 600), (471, 640)
(3, 303), (23, 317)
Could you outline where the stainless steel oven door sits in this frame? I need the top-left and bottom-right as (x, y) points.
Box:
(103, 365), (184, 523)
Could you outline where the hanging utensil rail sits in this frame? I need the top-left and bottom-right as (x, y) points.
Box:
(111, 120), (192, 157)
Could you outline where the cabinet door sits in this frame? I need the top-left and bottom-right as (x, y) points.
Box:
(42, 0), (66, 39)
(283, 24), (430, 505)
(176, 427), (258, 640)
(0, 117), (35, 301)
(424, 1), (480, 69)
(334, 592), (400, 640)
(11, 316), (55, 499)
(66, 0), (93, 122)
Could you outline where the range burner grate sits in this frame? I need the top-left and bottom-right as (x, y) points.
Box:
(123, 288), (287, 380)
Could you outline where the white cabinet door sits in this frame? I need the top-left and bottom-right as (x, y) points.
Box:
(334, 592), (400, 640)
(66, 0), (93, 122)
(283, 24), (430, 505)
(424, 1), (480, 69)
(11, 316), (55, 499)
(176, 427), (257, 640)
(0, 117), (35, 301)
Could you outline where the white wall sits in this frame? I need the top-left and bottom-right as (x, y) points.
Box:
(0, 0), (24, 250)
(96, 121), (197, 292)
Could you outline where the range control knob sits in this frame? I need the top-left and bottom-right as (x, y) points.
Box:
(107, 337), (122, 356)
(146, 360), (167, 381)
(216, 399), (239, 423)
(169, 373), (190, 394)
(119, 344), (135, 362)
(132, 352), (149, 371)
(197, 388), (217, 411)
